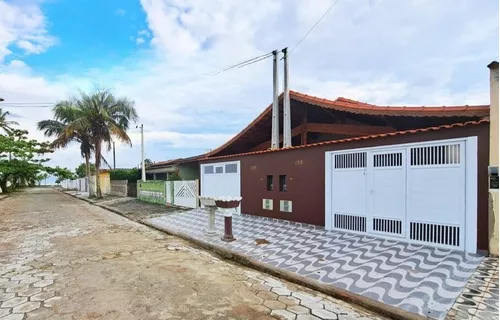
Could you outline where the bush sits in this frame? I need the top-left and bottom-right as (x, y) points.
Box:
(167, 171), (181, 181)
(109, 168), (141, 182)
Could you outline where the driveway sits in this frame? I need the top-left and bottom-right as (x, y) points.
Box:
(0, 189), (385, 320)
(147, 209), (494, 319)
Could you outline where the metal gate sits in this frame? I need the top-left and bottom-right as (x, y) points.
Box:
(326, 138), (474, 251)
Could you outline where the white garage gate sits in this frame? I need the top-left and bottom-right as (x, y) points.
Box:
(200, 161), (241, 213)
(325, 137), (478, 252)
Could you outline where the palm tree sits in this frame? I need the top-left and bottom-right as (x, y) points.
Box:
(0, 108), (19, 134)
(65, 89), (138, 198)
(37, 101), (96, 196)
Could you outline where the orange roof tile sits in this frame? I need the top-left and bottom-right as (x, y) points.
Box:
(200, 119), (489, 161)
(291, 91), (490, 117)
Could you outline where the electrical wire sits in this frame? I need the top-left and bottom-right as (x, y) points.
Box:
(206, 51), (273, 76)
(0, 104), (54, 108)
(285, 0), (340, 58)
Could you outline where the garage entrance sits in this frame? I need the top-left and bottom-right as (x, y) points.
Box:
(325, 137), (478, 252)
(200, 161), (241, 213)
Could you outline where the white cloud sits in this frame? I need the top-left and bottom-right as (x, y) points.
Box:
(0, 0), (497, 173)
(0, 1), (56, 61)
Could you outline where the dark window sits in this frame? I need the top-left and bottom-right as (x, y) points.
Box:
(266, 175), (273, 191)
(279, 175), (287, 192)
(204, 166), (214, 174)
(215, 166), (223, 174)
(225, 163), (237, 173)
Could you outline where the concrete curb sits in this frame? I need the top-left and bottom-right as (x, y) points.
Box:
(61, 190), (425, 320)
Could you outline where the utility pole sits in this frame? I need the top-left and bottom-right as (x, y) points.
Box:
(113, 141), (116, 170)
(137, 124), (146, 181)
(271, 50), (279, 150)
(282, 47), (291, 148)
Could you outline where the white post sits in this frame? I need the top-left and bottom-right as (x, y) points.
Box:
(271, 50), (280, 150)
(282, 47), (291, 148)
(140, 124), (146, 181)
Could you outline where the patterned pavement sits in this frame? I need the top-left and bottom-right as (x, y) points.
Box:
(147, 209), (490, 320)
(449, 257), (499, 320)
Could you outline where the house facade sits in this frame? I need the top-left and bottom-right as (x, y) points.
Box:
(151, 65), (496, 254)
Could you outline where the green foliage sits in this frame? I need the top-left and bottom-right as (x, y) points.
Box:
(109, 168), (141, 182)
(75, 163), (95, 178)
(0, 108), (19, 134)
(0, 129), (73, 192)
(57, 89), (138, 198)
(167, 171), (181, 181)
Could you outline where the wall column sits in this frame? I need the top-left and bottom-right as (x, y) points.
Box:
(488, 61), (499, 256)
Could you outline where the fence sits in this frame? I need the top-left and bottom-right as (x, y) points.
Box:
(137, 181), (166, 204)
(110, 180), (128, 197)
(137, 180), (199, 208)
(61, 177), (87, 192)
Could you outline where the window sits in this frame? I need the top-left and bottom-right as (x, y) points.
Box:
(410, 144), (461, 166)
(266, 175), (273, 191)
(334, 152), (366, 169)
(374, 153), (403, 167)
(225, 163), (237, 173)
(215, 166), (223, 174)
(279, 175), (287, 192)
(204, 166), (214, 174)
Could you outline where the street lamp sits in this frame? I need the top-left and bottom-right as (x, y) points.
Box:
(136, 124), (145, 181)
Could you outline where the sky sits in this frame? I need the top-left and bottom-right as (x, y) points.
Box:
(0, 0), (498, 183)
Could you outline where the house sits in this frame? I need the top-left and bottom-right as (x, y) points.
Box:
(151, 63), (497, 255)
(146, 155), (201, 181)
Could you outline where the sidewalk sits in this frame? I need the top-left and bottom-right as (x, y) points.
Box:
(145, 209), (496, 320)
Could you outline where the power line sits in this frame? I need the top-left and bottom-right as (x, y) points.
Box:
(286, 0), (340, 58)
(206, 51), (273, 76)
(1, 104), (54, 108)
(0, 102), (55, 105)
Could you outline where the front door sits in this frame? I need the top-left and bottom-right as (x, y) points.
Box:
(368, 150), (406, 237)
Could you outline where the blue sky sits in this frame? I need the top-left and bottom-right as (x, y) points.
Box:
(0, 0), (498, 183)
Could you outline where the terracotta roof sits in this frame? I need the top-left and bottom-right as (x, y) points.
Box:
(149, 90), (490, 166)
(291, 91), (490, 117)
(199, 119), (489, 162)
(202, 91), (489, 158)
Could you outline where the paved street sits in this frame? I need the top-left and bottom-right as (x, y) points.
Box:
(0, 189), (386, 320)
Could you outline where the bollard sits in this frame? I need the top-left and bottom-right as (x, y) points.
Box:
(206, 206), (217, 236)
(221, 209), (235, 242)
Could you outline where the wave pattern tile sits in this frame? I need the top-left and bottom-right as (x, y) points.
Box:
(147, 210), (484, 319)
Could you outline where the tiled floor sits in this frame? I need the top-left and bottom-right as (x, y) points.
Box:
(449, 257), (499, 319)
(147, 209), (487, 319)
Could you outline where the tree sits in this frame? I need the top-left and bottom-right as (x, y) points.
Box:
(64, 89), (138, 198)
(47, 166), (75, 183)
(36, 173), (49, 186)
(0, 108), (19, 134)
(38, 101), (96, 196)
(0, 129), (53, 192)
(75, 163), (95, 178)
(144, 158), (152, 167)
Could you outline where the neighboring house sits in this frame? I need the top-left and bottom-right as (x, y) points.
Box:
(98, 170), (111, 195)
(146, 155), (201, 181)
(150, 65), (496, 255)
